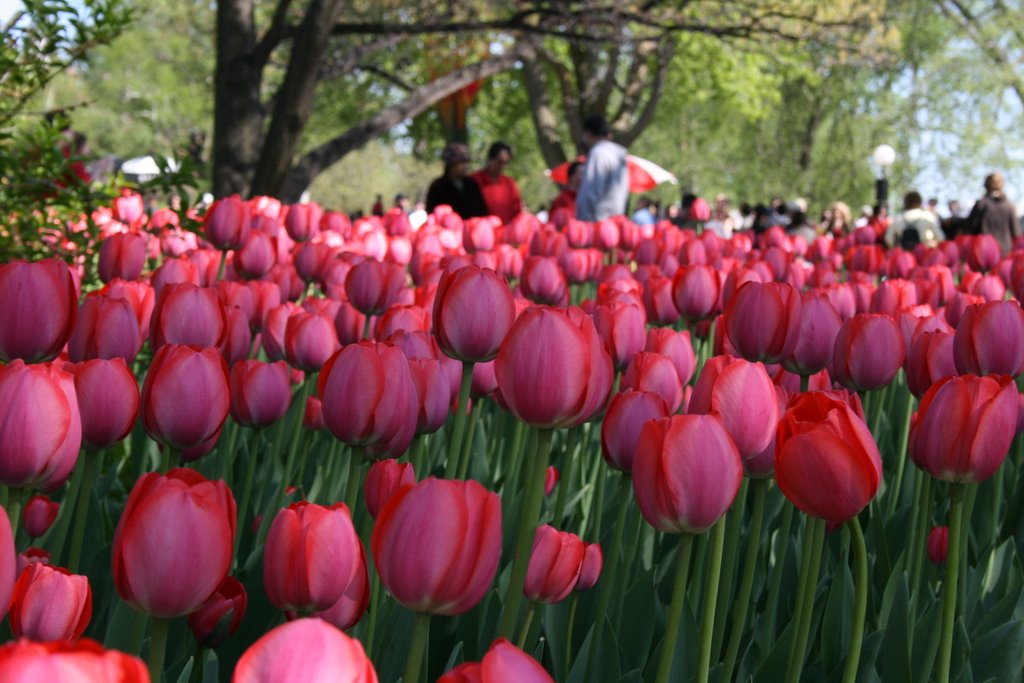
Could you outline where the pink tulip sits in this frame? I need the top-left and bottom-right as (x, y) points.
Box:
(689, 356), (779, 459)
(438, 639), (554, 683)
(234, 229), (277, 279)
(113, 469), (236, 618)
(345, 259), (406, 316)
(0, 259), (78, 363)
(520, 256), (569, 306)
(364, 459), (416, 518)
(205, 195), (250, 250)
(593, 301), (646, 371)
(233, 618), (378, 683)
(633, 414), (742, 533)
(0, 640), (148, 682)
(372, 477), (501, 615)
(524, 525), (585, 604)
(68, 294), (143, 362)
(722, 281), (801, 363)
(953, 301), (1024, 377)
(150, 282), (227, 350)
(621, 352), (684, 413)
(98, 232), (147, 283)
(783, 291), (842, 375)
(8, 564), (91, 642)
(433, 265), (515, 363)
(0, 361), (81, 491)
(672, 265), (721, 322)
(285, 312), (340, 372)
(188, 576), (247, 648)
(230, 360), (292, 428)
(645, 327), (697, 386)
(71, 358), (138, 451)
(141, 344), (230, 450)
(601, 390), (670, 472)
(23, 495), (59, 538)
(832, 313), (905, 392)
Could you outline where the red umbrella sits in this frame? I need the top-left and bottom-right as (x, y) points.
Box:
(546, 155), (677, 193)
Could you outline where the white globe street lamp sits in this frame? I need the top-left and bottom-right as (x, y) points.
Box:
(872, 144), (896, 206)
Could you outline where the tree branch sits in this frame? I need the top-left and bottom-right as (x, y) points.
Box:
(253, 0), (294, 68)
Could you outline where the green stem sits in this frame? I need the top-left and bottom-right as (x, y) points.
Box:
(785, 517), (826, 683)
(722, 479), (768, 683)
(4, 487), (23, 541)
(498, 427), (554, 638)
(147, 617), (171, 683)
(404, 612), (431, 683)
(654, 534), (695, 683)
(68, 451), (101, 572)
(937, 484), (967, 683)
(219, 419), (240, 483)
(362, 313), (373, 341)
(551, 426), (580, 526)
(234, 429), (261, 564)
(345, 447), (365, 510)
(456, 397), (484, 480)
(565, 593), (580, 682)
(47, 451), (86, 564)
(842, 516), (868, 683)
(711, 478), (747, 663)
(444, 363), (474, 479)
(886, 389), (916, 517)
(909, 473), (933, 603)
(800, 373), (810, 393)
(697, 518), (728, 683)
(215, 250), (227, 282)
(410, 435), (427, 480)
(763, 500), (795, 643)
(517, 603), (536, 649)
(367, 571), (382, 658)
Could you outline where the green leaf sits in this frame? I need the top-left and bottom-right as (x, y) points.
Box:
(881, 575), (911, 683)
(617, 570), (657, 673)
(173, 657), (193, 683)
(821, 561), (854, 677)
(970, 619), (1024, 683)
(202, 650), (219, 683)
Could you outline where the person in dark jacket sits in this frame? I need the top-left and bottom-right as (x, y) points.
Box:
(966, 172), (1021, 253)
(425, 142), (488, 219)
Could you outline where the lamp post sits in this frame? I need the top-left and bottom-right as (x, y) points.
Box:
(872, 144), (896, 208)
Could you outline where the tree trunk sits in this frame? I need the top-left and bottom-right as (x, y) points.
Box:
(212, 0), (263, 197)
(522, 56), (569, 168)
(248, 0), (348, 198)
(280, 52), (523, 201)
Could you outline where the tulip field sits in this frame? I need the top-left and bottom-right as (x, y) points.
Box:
(3, 193), (1024, 683)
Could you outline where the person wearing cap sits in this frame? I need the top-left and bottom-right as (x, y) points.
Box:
(426, 142), (488, 219)
(576, 114), (629, 222)
(470, 141), (522, 225)
(966, 172), (1020, 253)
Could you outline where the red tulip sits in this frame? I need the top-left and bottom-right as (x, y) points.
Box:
(319, 341), (418, 451)
(221, 306), (253, 365)
(372, 477), (501, 615)
(910, 374), (1017, 483)
(152, 257), (200, 295)
(205, 195), (251, 250)
(234, 229), (277, 279)
(233, 617), (377, 683)
(364, 459), (416, 519)
(285, 312), (340, 372)
(906, 331), (957, 399)
(869, 278), (918, 317)
(98, 232), (147, 283)
(188, 576), (247, 648)
(150, 282), (227, 350)
(621, 351), (684, 413)
(544, 466), (559, 496)
(524, 525), (585, 604)
(593, 301), (647, 371)
(23, 495), (59, 538)
(633, 414), (743, 533)
(294, 242), (336, 285)
(16, 547), (48, 578)
(689, 356), (779, 459)
(0, 258), (78, 363)
(965, 234), (1001, 272)
(0, 508), (14, 621)
(68, 294), (143, 362)
(376, 304), (431, 339)
(927, 526), (950, 565)
(645, 327), (697, 386)
(113, 191), (145, 225)
(304, 396), (325, 430)
(601, 390), (670, 472)
(641, 274), (680, 326)
(230, 360), (292, 428)
(0, 361), (81, 491)
(784, 291), (842, 375)
(520, 256), (569, 306)
(495, 306), (612, 429)
(8, 564), (91, 642)
(576, 543), (603, 591)
(672, 264), (721, 322)
(345, 259), (406, 316)
(438, 639), (554, 683)
(113, 468), (236, 618)
(285, 203), (323, 243)
(0, 639), (148, 682)
(142, 344), (230, 450)
(432, 265), (515, 363)
(71, 358), (139, 451)
(953, 301), (1024, 377)
(722, 281), (801, 363)
(311, 546), (370, 631)
(832, 313), (905, 392)
(101, 279), (155, 339)
(262, 302), (300, 361)
(775, 392), (882, 524)
(264, 502), (362, 613)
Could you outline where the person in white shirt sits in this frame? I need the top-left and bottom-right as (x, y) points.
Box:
(885, 191), (944, 248)
(576, 115), (630, 221)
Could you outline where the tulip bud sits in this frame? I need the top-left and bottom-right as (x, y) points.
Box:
(593, 301), (646, 371)
(601, 390), (670, 473)
(927, 526), (950, 565)
(953, 301), (1024, 377)
(98, 232), (147, 283)
(621, 351), (684, 413)
(285, 312), (340, 372)
(113, 469), (236, 618)
(67, 294), (143, 362)
(722, 281), (801, 363)
(689, 356), (779, 459)
(544, 466), (559, 497)
(832, 313), (905, 392)
(524, 525), (585, 604)
(72, 358), (139, 451)
(364, 460), (415, 519)
(372, 478), (501, 615)
(775, 392), (882, 524)
(645, 327), (697, 386)
(263, 502), (362, 613)
(576, 543), (603, 591)
(345, 259), (406, 316)
(0, 361), (81, 491)
(8, 564), (91, 642)
(672, 265), (721, 322)
(0, 258), (78, 363)
(205, 195), (251, 250)
(142, 344), (229, 451)
(433, 265), (515, 363)
(150, 283), (227, 350)
(230, 360), (292, 429)
(438, 638), (554, 683)
(23, 495), (59, 538)
(633, 415), (742, 534)
(188, 576), (247, 648)
(311, 549), (370, 631)
(234, 618), (378, 683)
(520, 256), (570, 306)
